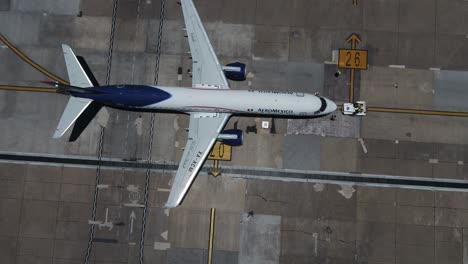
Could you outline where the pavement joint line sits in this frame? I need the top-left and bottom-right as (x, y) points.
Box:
(0, 150), (178, 166)
(2, 152), (468, 190)
(2, 151), (468, 184)
(1, 151), (466, 183)
(230, 175), (468, 193)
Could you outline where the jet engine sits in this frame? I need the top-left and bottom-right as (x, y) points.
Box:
(222, 62), (247, 81)
(217, 129), (243, 146)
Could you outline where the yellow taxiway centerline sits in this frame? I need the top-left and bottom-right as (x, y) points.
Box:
(0, 33), (69, 85)
(207, 208), (216, 264)
(368, 107), (468, 117)
(337, 105), (468, 117)
(349, 68), (355, 103)
(3, 33), (468, 119)
(0, 85), (56, 93)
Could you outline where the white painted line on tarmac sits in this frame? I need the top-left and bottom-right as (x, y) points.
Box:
(358, 138), (367, 154)
(154, 242), (171, 250)
(389, 64), (405, 69)
(130, 210), (136, 234)
(313, 233), (318, 256)
(123, 203), (145, 208)
(160, 230), (168, 240)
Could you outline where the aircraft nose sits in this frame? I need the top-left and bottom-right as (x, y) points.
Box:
(325, 98), (337, 114)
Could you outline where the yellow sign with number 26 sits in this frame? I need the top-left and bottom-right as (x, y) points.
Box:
(339, 49), (368, 70)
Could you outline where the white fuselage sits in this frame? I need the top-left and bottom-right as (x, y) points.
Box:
(143, 86), (337, 117)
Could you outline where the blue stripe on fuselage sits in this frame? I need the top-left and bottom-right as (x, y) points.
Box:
(72, 85), (172, 107)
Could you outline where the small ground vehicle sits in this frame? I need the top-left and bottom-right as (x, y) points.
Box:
(342, 101), (367, 116)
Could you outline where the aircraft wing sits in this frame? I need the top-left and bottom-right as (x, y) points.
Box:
(181, 0), (230, 89)
(165, 113), (231, 208)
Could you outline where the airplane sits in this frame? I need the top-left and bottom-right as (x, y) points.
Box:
(48, 0), (337, 208)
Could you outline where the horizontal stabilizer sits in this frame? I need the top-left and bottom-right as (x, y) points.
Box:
(53, 97), (93, 139)
(69, 101), (102, 142)
(62, 44), (93, 88)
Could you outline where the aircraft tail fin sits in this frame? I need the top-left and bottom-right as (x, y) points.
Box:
(53, 45), (101, 140)
(76, 55), (100, 86)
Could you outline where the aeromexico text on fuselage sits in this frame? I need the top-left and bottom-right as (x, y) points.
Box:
(256, 108), (293, 114)
(71, 84), (330, 116)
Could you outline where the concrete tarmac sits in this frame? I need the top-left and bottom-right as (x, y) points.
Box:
(1, 0), (468, 263)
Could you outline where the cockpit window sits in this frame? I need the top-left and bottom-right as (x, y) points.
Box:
(319, 97), (327, 112)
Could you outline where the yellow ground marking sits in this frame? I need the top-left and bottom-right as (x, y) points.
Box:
(338, 49), (368, 70)
(350, 68), (355, 103)
(0, 33), (69, 85)
(368, 107), (468, 117)
(208, 141), (231, 161)
(338, 34), (367, 103)
(207, 208), (215, 264)
(210, 160), (222, 177)
(0, 85), (56, 93)
(337, 105), (468, 117)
